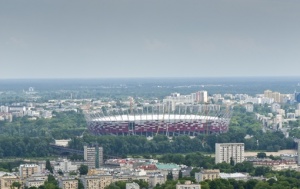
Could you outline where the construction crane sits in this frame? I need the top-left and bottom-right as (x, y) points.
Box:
(129, 97), (134, 115)
(204, 102), (211, 135)
(156, 103), (166, 136)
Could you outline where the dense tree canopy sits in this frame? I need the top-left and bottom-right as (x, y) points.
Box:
(0, 106), (296, 158)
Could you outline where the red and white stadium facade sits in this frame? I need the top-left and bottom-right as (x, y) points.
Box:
(86, 105), (231, 136)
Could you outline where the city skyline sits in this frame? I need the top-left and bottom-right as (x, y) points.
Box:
(1, 0), (299, 79)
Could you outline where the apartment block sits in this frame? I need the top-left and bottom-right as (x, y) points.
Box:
(81, 175), (113, 189)
(0, 176), (20, 189)
(195, 91), (208, 103)
(215, 143), (244, 164)
(54, 159), (78, 172)
(58, 177), (78, 189)
(19, 164), (39, 179)
(195, 169), (220, 182)
(84, 146), (104, 169)
(25, 178), (45, 188)
(148, 175), (166, 187)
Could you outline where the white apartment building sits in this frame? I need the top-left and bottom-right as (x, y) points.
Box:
(53, 159), (78, 172)
(26, 178), (46, 188)
(0, 106), (9, 113)
(163, 91), (208, 111)
(163, 93), (194, 111)
(261, 97), (274, 104)
(126, 182), (140, 189)
(271, 103), (281, 113)
(215, 143), (245, 164)
(195, 91), (208, 103)
(244, 104), (253, 112)
(84, 146), (103, 169)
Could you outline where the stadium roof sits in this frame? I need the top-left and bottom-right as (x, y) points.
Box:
(90, 114), (223, 122)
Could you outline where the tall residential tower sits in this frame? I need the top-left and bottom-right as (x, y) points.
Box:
(215, 143), (244, 164)
(84, 145), (104, 169)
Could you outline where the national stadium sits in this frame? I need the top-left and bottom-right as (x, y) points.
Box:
(86, 105), (231, 136)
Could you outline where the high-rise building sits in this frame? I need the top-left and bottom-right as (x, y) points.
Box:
(84, 146), (103, 169)
(163, 93), (194, 111)
(272, 92), (281, 103)
(196, 91), (208, 103)
(264, 90), (282, 103)
(295, 93), (300, 103)
(264, 90), (273, 98)
(215, 143), (244, 164)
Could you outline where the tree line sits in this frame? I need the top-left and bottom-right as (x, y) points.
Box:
(0, 106), (296, 158)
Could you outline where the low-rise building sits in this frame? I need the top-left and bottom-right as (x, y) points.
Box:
(0, 176), (20, 189)
(53, 159), (78, 172)
(126, 182), (140, 189)
(19, 164), (39, 179)
(148, 175), (166, 187)
(25, 178), (45, 188)
(113, 175), (148, 183)
(219, 173), (248, 180)
(155, 163), (180, 179)
(253, 160), (298, 171)
(176, 181), (201, 189)
(137, 164), (158, 174)
(81, 175), (113, 189)
(244, 104), (254, 112)
(58, 177), (78, 189)
(195, 169), (220, 182)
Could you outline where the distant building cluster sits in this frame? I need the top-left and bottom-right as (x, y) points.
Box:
(163, 91), (208, 111)
(0, 95), (88, 122)
(0, 104), (52, 121)
(86, 90), (231, 137)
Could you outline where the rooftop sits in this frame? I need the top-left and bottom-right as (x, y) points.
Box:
(155, 163), (180, 170)
(91, 114), (222, 122)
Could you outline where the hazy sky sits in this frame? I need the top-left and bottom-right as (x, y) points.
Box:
(1, 0), (299, 78)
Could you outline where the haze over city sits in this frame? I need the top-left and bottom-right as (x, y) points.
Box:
(1, 0), (300, 79)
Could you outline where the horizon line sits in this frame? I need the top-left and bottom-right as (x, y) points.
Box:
(1, 76), (300, 80)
